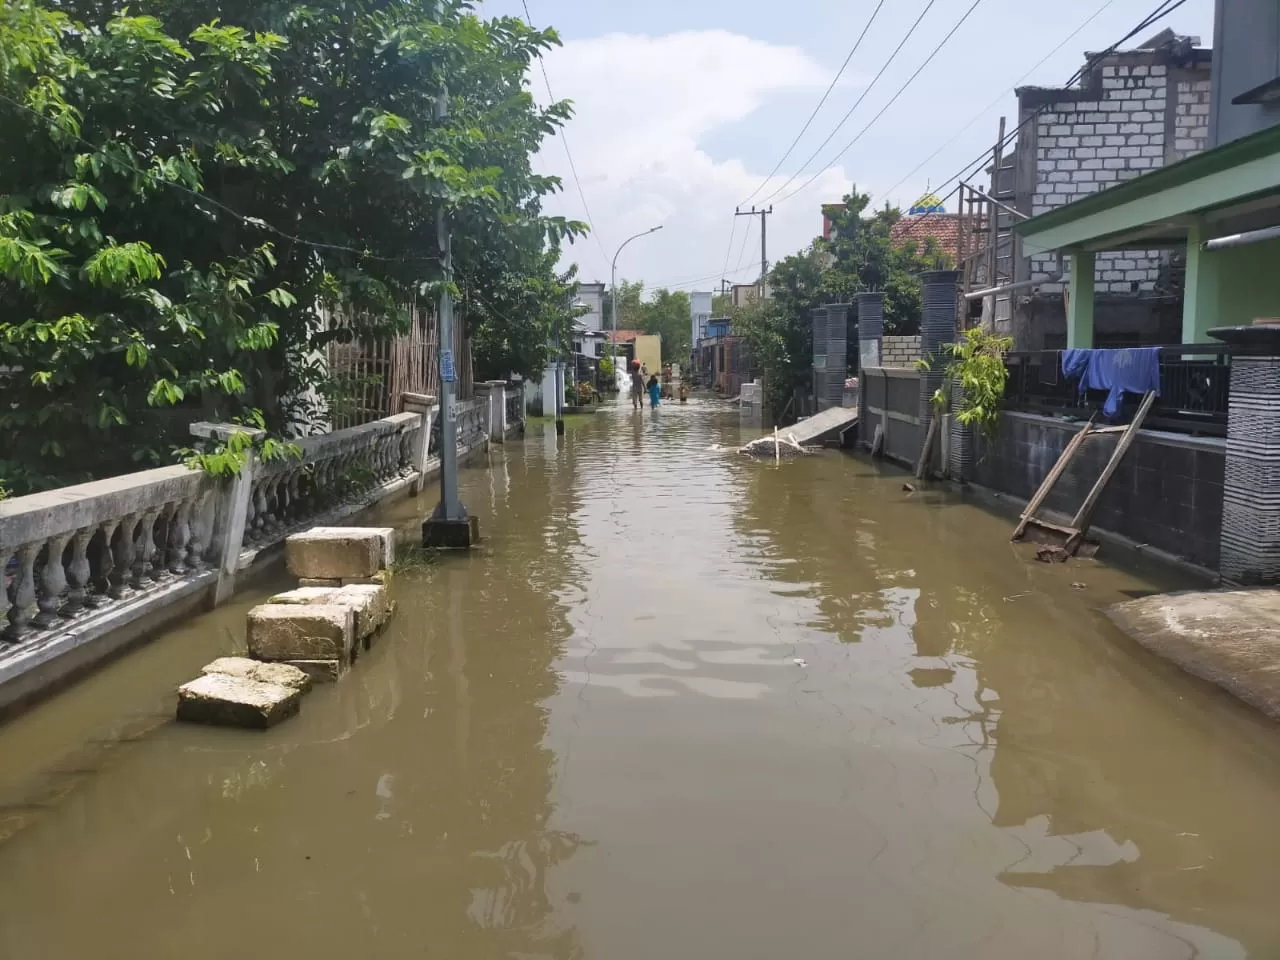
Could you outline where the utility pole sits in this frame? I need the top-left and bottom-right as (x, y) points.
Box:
(735, 206), (772, 300)
(610, 224), (663, 389)
(423, 0), (477, 549)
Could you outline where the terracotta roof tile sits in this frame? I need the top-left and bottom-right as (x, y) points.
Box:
(889, 213), (981, 265)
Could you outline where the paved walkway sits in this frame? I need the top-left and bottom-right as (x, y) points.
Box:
(1108, 588), (1280, 720)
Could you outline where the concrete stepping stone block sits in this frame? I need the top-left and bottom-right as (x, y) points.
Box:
(201, 656), (313, 692)
(247, 603), (354, 662)
(177, 674), (301, 729)
(286, 526), (394, 580)
(284, 659), (348, 683)
(268, 584), (391, 645)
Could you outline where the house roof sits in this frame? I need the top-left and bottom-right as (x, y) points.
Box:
(607, 329), (644, 343)
(1015, 122), (1280, 253)
(890, 213), (971, 263)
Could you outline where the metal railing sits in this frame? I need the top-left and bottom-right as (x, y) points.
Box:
(1003, 344), (1243, 435)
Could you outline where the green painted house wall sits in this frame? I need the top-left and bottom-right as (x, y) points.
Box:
(1213, 236), (1280, 326)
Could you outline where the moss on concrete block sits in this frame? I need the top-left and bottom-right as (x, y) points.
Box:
(177, 674), (301, 729)
(201, 656), (313, 692)
(247, 603), (354, 662)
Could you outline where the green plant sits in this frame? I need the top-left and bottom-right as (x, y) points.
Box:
(599, 356), (615, 379)
(919, 328), (1013, 438)
(0, 0), (584, 494)
(174, 411), (302, 478)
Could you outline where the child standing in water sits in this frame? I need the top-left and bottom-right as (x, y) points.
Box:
(647, 374), (661, 409)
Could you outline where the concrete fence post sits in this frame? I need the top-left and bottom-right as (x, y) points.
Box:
(484, 380), (507, 443)
(1219, 352), (1280, 585)
(189, 421), (264, 605)
(401, 392), (437, 495)
(919, 270), (960, 475)
(855, 292), (884, 450)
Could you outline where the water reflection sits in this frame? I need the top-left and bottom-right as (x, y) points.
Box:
(0, 444), (587, 959)
(739, 438), (1280, 955)
(0, 405), (1278, 958)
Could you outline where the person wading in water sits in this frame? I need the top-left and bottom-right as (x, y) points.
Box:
(630, 363), (645, 410)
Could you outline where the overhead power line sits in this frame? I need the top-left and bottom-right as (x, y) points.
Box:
(520, 0), (611, 265)
(773, 0), (989, 207)
(902, 0), (1189, 229)
(738, 0), (889, 208)
(757, 0), (941, 207)
(879, 0), (1117, 204)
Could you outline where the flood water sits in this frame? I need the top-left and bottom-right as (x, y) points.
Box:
(2, 401), (1280, 958)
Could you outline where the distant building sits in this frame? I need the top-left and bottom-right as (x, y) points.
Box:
(576, 282), (605, 333)
(690, 290), (713, 346)
(731, 283), (770, 307)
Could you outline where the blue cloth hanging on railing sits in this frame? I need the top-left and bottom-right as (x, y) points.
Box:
(1061, 347), (1161, 418)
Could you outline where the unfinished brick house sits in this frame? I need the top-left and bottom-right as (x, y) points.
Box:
(996, 30), (1212, 349)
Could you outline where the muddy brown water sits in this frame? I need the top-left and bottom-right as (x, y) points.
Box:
(1, 401), (1279, 958)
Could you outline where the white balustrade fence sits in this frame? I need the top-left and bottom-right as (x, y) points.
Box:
(0, 389), (522, 711)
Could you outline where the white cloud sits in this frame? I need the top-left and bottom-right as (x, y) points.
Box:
(535, 30), (855, 291)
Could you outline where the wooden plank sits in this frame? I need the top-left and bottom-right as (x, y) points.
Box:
(1012, 413), (1096, 541)
(1025, 517), (1080, 537)
(915, 413), (940, 480)
(1066, 391), (1156, 552)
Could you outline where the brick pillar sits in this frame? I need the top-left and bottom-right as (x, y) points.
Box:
(855, 292), (884, 448)
(919, 272), (959, 468)
(1220, 355), (1280, 585)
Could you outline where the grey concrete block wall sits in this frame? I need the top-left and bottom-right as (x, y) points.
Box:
(971, 412), (1225, 572)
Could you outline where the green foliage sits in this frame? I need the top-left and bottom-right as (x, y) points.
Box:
(598, 355), (615, 379)
(733, 189), (952, 422)
(174, 411), (302, 477)
(0, 0), (584, 493)
(920, 328), (1013, 438)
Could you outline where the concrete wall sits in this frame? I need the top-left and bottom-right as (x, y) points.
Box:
(880, 336), (922, 367)
(634, 335), (662, 376)
(971, 411), (1225, 572)
(859, 367), (924, 467)
(1210, 0), (1280, 148)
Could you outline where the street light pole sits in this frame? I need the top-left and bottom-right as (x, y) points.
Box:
(423, 0), (476, 549)
(610, 225), (663, 383)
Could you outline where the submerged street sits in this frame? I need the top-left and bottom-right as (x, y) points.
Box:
(1, 400), (1280, 958)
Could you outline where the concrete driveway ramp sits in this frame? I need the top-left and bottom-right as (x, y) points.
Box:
(247, 604), (355, 663)
(177, 673), (302, 729)
(201, 657), (312, 692)
(285, 527), (394, 580)
(1107, 588), (1280, 721)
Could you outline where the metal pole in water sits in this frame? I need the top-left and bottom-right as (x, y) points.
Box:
(774, 426), (780, 466)
(423, 0), (476, 549)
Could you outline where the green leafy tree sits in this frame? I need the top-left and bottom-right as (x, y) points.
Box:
(638, 287), (691, 363)
(0, 0), (583, 493)
(602, 279), (644, 332)
(732, 189), (951, 422)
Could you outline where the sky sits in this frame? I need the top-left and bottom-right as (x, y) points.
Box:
(478, 0), (1215, 294)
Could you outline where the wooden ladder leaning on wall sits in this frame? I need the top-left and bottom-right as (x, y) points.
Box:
(1012, 390), (1157, 557)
